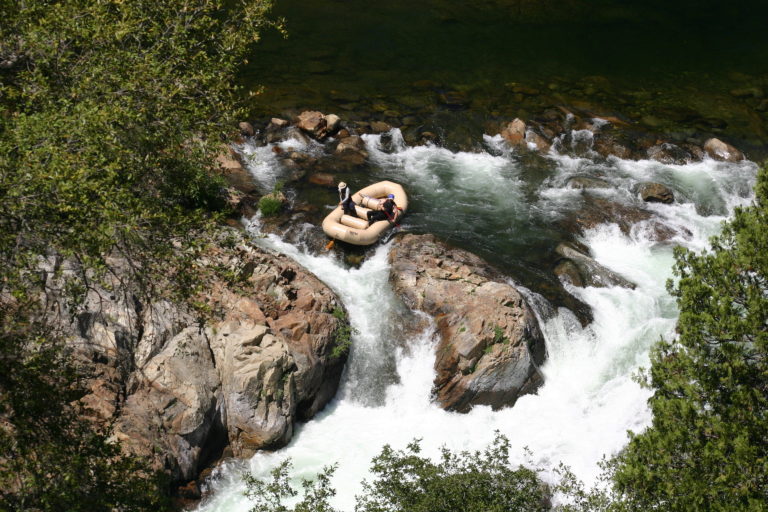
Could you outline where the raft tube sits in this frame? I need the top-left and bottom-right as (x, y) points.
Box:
(322, 180), (408, 245)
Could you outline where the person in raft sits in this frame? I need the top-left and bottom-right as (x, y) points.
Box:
(338, 181), (356, 216)
(367, 194), (398, 225)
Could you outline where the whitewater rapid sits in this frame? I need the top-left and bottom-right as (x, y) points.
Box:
(197, 130), (757, 511)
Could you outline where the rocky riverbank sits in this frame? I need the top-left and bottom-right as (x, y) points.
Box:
(45, 237), (349, 500)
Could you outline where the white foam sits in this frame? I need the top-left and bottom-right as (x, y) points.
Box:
(234, 136), (324, 192)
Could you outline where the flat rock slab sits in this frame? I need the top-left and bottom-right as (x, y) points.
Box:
(389, 234), (546, 413)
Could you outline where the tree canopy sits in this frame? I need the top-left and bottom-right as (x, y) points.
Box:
(0, 1), (279, 509)
(244, 434), (551, 512)
(608, 164), (768, 511)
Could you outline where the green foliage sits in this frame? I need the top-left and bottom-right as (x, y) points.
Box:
(606, 164), (768, 511)
(0, 0), (282, 310)
(244, 434), (551, 512)
(0, 310), (171, 511)
(259, 194), (285, 217)
(0, 0), (281, 509)
(245, 459), (339, 512)
(358, 434), (550, 512)
(330, 307), (356, 360)
(259, 182), (286, 217)
(492, 325), (509, 344)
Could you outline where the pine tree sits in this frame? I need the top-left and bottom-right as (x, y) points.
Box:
(609, 165), (768, 511)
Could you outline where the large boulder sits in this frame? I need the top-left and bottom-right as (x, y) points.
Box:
(49, 236), (348, 484)
(115, 327), (223, 483)
(389, 234), (545, 413)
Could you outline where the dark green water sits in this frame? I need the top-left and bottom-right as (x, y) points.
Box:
(242, 0), (768, 152)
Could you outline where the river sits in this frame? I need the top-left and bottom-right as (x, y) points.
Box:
(196, 1), (764, 508)
(196, 127), (757, 510)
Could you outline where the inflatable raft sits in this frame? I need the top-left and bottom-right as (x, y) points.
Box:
(322, 181), (408, 245)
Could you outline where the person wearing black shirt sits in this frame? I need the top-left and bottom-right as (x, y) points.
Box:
(338, 182), (356, 216)
(367, 194), (397, 225)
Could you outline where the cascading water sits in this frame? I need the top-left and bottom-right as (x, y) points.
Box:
(197, 128), (758, 511)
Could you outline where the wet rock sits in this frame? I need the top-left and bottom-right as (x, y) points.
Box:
(285, 126), (312, 146)
(554, 243), (635, 289)
(421, 131), (438, 143)
(324, 114), (342, 135)
(296, 111), (341, 139)
(334, 135), (369, 165)
(593, 134), (633, 160)
(567, 194), (653, 235)
(566, 176), (612, 189)
(501, 118), (526, 146)
(264, 119), (290, 144)
(641, 219), (692, 242)
(703, 137), (744, 162)
(647, 143), (692, 165)
(553, 260), (584, 287)
(216, 146), (258, 195)
(682, 143), (706, 161)
(269, 118), (290, 130)
(238, 121), (255, 137)
(637, 182), (674, 204)
(525, 131), (551, 152)
(389, 234), (545, 413)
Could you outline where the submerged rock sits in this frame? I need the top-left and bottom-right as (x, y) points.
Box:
(389, 234), (545, 413)
(565, 194), (653, 235)
(647, 143), (694, 165)
(566, 176), (612, 190)
(637, 182), (675, 204)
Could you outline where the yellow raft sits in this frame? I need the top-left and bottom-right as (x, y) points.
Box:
(322, 181), (408, 245)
